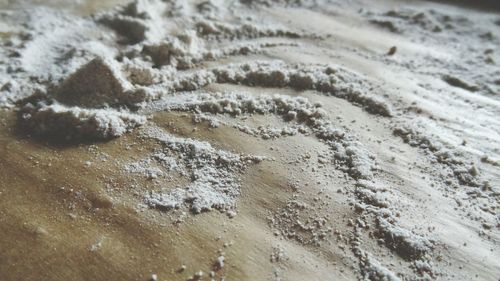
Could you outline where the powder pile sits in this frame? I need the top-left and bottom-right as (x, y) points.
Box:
(18, 57), (147, 140)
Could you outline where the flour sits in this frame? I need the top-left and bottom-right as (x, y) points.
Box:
(213, 61), (392, 117)
(142, 126), (264, 213)
(17, 57), (149, 140)
(0, 7), (116, 107)
(393, 125), (480, 187)
(376, 217), (434, 260)
(195, 19), (303, 39)
(1, 1), (497, 280)
(124, 158), (164, 179)
(268, 196), (332, 245)
(54, 57), (150, 107)
(348, 176), (438, 280)
(1, 0), (392, 120)
(96, 0), (168, 44)
(357, 251), (402, 281)
(150, 92), (324, 118)
(148, 90), (377, 179)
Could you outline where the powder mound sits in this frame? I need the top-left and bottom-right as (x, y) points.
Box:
(141, 31), (204, 69)
(332, 142), (376, 180)
(140, 32), (282, 70)
(96, 0), (154, 44)
(17, 57), (149, 141)
(376, 217), (434, 260)
(55, 58), (148, 107)
(19, 101), (146, 140)
(355, 181), (390, 208)
(99, 15), (147, 44)
(358, 251), (402, 281)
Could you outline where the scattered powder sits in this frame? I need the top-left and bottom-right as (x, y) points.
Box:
(141, 32), (298, 70)
(270, 245), (287, 263)
(148, 90), (377, 180)
(89, 236), (106, 252)
(351, 178), (436, 278)
(268, 196), (331, 245)
(393, 125), (479, 186)
(150, 92), (325, 119)
(355, 180), (390, 208)
(143, 126), (264, 213)
(215, 255), (225, 269)
(124, 158), (164, 180)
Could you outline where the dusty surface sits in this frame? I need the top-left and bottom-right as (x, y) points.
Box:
(0, 0), (499, 280)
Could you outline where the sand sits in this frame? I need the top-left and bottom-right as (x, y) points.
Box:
(0, 0), (499, 280)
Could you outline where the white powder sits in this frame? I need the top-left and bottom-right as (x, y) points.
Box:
(124, 158), (164, 180)
(0, 1), (497, 280)
(20, 101), (145, 140)
(358, 251), (402, 281)
(148, 90), (377, 180)
(194, 18), (303, 39)
(55, 58), (142, 106)
(2, 0), (381, 219)
(17, 56), (152, 140)
(376, 217), (434, 260)
(393, 125), (480, 187)
(96, 0), (168, 44)
(149, 92), (324, 118)
(143, 126), (264, 213)
(212, 61), (392, 117)
(0, 6), (121, 107)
